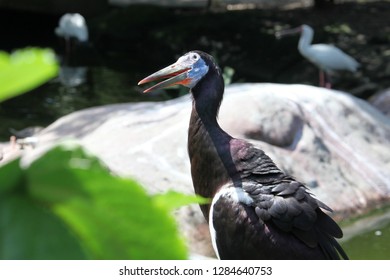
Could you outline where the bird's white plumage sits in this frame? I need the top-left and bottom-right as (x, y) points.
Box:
(55, 13), (88, 42)
(298, 24), (359, 74)
(209, 187), (254, 259)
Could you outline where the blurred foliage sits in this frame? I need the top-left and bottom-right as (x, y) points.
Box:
(223, 66), (235, 86)
(0, 48), (58, 102)
(0, 144), (206, 259)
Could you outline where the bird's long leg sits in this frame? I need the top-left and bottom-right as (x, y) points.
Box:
(319, 70), (332, 89)
(324, 72), (332, 89)
(319, 70), (325, 87)
(65, 38), (71, 56)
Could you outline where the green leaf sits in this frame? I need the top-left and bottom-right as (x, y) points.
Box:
(222, 66), (235, 86)
(153, 190), (210, 211)
(0, 48), (59, 102)
(26, 144), (188, 259)
(0, 157), (23, 194)
(0, 195), (85, 260)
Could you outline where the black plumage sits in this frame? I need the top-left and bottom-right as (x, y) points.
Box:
(139, 50), (348, 260)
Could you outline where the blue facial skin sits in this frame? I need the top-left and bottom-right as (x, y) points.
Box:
(186, 56), (209, 89)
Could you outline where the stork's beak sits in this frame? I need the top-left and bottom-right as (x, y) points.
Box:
(275, 26), (301, 39)
(138, 61), (192, 93)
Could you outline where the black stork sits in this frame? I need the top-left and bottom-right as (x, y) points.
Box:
(138, 51), (348, 260)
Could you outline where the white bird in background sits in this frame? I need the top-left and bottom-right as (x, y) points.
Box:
(276, 24), (360, 88)
(55, 13), (89, 54)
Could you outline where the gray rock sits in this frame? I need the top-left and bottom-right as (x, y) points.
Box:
(5, 83), (390, 257)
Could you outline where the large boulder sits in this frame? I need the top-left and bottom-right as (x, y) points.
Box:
(2, 83), (390, 257)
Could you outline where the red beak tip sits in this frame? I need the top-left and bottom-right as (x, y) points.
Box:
(138, 79), (147, 86)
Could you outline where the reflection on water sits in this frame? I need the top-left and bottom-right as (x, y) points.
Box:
(58, 66), (88, 87)
(341, 208), (390, 260)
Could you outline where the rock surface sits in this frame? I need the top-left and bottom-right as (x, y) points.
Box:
(2, 83), (390, 257)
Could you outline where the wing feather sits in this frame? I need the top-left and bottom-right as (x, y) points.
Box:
(228, 140), (347, 259)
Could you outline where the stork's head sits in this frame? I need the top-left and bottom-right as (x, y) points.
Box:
(138, 51), (210, 93)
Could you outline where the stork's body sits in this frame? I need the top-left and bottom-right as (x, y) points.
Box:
(277, 24), (360, 88)
(139, 51), (348, 259)
(55, 13), (89, 54)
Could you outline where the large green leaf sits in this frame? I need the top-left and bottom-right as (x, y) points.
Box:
(0, 195), (85, 260)
(0, 143), (197, 259)
(0, 157), (23, 194)
(153, 190), (209, 211)
(0, 154), (85, 259)
(0, 48), (59, 102)
(26, 144), (188, 259)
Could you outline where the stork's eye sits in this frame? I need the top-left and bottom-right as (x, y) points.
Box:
(192, 54), (199, 61)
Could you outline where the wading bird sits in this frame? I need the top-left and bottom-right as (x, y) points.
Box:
(276, 24), (360, 88)
(55, 13), (89, 54)
(138, 51), (348, 260)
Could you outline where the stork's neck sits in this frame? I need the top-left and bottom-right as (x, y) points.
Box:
(298, 28), (314, 55)
(188, 105), (233, 217)
(187, 70), (242, 218)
